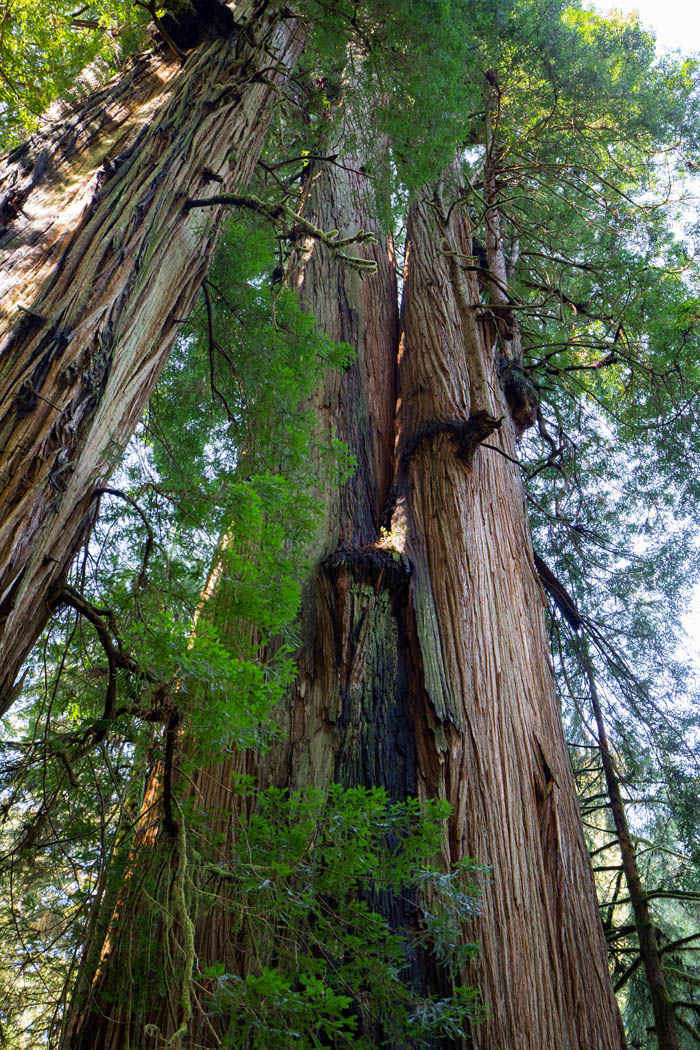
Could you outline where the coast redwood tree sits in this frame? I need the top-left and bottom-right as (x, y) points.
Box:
(0, 1), (304, 711)
(62, 146), (626, 1047)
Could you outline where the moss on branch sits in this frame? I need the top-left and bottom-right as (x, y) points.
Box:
(184, 191), (378, 273)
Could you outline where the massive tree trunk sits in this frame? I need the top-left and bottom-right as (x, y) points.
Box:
(393, 173), (626, 1049)
(264, 166), (628, 1047)
(0, 4), (304, 712)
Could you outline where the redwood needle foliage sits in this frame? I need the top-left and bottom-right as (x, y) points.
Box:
(0, 0), (147, 144)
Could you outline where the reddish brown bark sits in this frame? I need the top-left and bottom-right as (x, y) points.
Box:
(390, 172), (625, 1049)
(61, 149), (399, 1048)
(0, 6), (304, 713)
(258, 150), (400, 793)
(265, 164), (627, 1046)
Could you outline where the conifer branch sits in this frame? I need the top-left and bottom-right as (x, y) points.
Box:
(184, 192), (378, 272)
(93, 488), (154, 592)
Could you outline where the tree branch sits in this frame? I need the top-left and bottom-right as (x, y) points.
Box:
(184, 192), (378, 273)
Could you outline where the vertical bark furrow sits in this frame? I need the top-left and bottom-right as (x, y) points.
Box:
(293, 156), (398, 550)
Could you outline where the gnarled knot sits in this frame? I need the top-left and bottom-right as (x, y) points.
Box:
(401, 412), (502, 467)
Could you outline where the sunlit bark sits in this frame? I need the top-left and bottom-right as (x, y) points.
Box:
(387, 169), (625, 1049)
(0, 6), (304, 713)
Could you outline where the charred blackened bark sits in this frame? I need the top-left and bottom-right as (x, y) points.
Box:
(394, 171), (626, 1049)
(0, 4), (304, 713)
(257, 151), (401, 794)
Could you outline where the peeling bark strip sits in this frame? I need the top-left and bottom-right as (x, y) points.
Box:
(0, 5), (305, 713)
(394, 175), (626, 1048)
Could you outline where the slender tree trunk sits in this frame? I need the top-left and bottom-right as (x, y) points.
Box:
(578, 636), (680, 1050)
(0, 4), (304, 713)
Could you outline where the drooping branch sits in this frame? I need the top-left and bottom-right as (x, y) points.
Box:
(666, 967), (700, 990)
(577, 635), (680, 1050)
(677, 1015), (700, 1045)
(184, 191), (378, 272)
(534, 552), (583, 631)
(93, 487), (154, 591)
(604, 889), (700, 909)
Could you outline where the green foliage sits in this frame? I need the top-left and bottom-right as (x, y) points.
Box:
(0, 0), (147, 147)
(297, 0), (484, 192)
(0, 213), (353, 1042)
(89, 216), (351, 745)
(188, 785), (483, 1049)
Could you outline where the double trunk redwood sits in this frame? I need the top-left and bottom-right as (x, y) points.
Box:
(0, 6), (304, 712)
(261, 166), (626, 1047)
(62, 146), (625, 1046)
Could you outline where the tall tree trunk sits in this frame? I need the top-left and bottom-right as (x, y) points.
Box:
(392, 171), (625, 1049)
(0, 4), (304, 713)
(258, 148), (400, 795)
(267, 164), (627, 1046)
(61, 146), (399, 1049)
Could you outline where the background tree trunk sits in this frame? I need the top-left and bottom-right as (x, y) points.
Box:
(0, 6), (304, 713)
(578, 636), (679, 1050)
